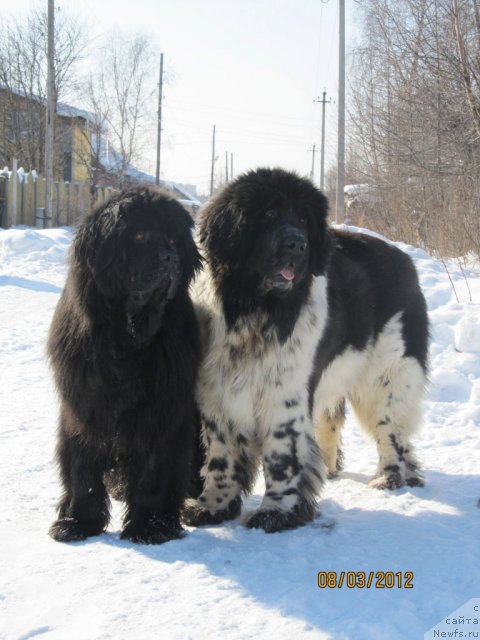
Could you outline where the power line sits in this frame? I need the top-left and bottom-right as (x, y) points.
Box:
(165, 98), (315, 125)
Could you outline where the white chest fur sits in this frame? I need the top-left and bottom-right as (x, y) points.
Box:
(192, 269), (328, 437)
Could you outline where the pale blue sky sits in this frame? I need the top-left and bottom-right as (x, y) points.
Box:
(4, 0), (359, 194)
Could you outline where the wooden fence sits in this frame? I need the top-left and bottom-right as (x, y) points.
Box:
(0, 169), (116, 229)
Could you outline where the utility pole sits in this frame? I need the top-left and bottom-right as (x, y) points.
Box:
(44, 0), (55, 227)
(314, 91), (332, 190)
(210, 125), (216, 197)
(230, 153), (233, 181)
(225, 150), (229, 183)
(309, 144), (317, 181)
(155, 53), (164, 186)
(336, 0), (346, 223)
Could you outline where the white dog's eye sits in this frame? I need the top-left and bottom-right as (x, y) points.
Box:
(134, 231), (149, 243)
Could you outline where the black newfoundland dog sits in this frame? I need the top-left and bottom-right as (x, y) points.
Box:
(183, 167), (429, 533)
(48, 187), (201, 544)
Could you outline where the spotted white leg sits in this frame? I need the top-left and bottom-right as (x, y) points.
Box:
(244, 412), (326, 533)
(367, 428), (424, 489)
(182, 416), (257, 526)
(351, 356), (425, 489)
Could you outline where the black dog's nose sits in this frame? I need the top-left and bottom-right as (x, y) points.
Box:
(281, 226), (307, 255)
(160, 247), (177, 264)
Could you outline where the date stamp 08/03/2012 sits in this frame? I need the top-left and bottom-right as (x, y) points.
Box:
(317, 571), (414, 589)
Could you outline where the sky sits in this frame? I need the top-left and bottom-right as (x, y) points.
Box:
(3, 0), (360, 196)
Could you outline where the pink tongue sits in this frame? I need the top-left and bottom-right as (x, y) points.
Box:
(280, 267), (295, 281)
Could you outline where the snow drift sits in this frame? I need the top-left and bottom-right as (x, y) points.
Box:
(0, 226), (479, 640)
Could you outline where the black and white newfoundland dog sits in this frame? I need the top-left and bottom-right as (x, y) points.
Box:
(183, 167), (429, 533)
(48, 187), (201, 544)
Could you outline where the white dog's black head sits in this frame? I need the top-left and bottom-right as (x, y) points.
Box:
(198, 168), (332, 333)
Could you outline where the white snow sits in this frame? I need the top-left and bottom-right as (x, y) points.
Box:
(0, 225), (479, 640)
(454, 305), (480, 354)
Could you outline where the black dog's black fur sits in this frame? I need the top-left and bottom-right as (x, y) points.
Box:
(48, 187), (201, 544)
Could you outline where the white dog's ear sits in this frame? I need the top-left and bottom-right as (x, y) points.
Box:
(198, 200), (246, 269)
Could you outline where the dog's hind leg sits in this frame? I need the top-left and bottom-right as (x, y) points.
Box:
(313, 400), (346, 478)
(350, 355), (426, 490)
(49, 426), (110, 542)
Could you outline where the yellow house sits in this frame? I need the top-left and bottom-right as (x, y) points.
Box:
(56, 102), (95, 183)
(0, 86), (94, 182)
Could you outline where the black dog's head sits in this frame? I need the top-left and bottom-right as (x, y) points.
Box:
(199, 168), (332, 300)
(74, 187), (201, 344)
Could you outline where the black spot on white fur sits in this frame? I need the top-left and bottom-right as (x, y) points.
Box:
(208, 457), (228, 472)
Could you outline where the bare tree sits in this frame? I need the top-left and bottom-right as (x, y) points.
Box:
(348, 0), (480, 256)
(0, 6), (88, 172)
(78, 31), (158, 189)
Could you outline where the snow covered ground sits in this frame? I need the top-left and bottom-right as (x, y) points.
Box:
(0, 225), (479, 640)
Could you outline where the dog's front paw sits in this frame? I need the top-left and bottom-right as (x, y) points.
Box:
(245, 502), (316, 533)
(49, 517), (106, 542)
(121, 513), (185, 545)
(182, 496), (242, 526)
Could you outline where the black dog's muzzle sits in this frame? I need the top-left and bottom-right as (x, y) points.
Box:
(129, 246), (180, 304)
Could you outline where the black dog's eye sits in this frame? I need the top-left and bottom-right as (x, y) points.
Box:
(299, 215), (307, 224)
(264, 210), (277, 220)
(133, 231), (150, 243)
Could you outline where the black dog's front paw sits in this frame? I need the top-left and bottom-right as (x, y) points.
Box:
(49, 517), (106, 542)
(182, 496), (242, 526)
(121, 513), (185, 545)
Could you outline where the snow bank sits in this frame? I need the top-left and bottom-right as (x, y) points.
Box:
(454, 305), (480, 353)
(0, 226), (479, 640)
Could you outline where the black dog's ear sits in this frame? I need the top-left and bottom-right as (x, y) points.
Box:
(198, 199), (246, 269)
(307, 190), (333, 276)
(181, 227), (203, 285)
(74, 201), (122, 295)
(165, 199), (203, 284)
